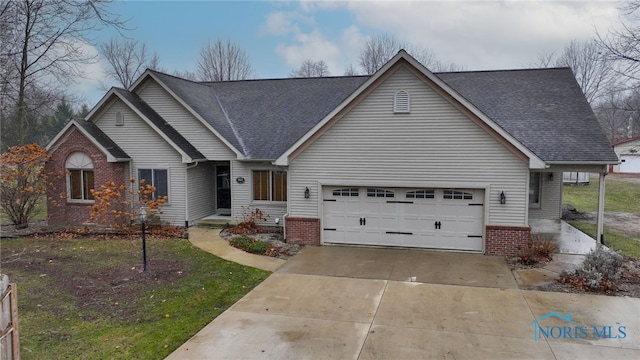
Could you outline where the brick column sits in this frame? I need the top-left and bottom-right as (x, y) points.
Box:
(485, 225), (531, 257)
(285, 217), (320, 245)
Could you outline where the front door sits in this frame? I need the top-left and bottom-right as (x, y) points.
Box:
(216, 165), (231, 212)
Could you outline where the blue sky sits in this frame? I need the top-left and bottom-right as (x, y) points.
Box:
(74, 0), (623, 105)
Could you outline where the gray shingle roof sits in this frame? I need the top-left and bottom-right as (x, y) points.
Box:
(205, 76), (369, 159)
(113, 88), (206, 162)
(437, 68), (618, 163)
(149, 67), (616, 163)
(74, 119), (130, 160)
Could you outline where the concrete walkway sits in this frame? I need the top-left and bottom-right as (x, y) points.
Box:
(187, 227), (285, 272)
(167, 245), (640, 359)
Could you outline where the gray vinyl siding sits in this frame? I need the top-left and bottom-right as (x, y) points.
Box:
(95, 99), (186, 226)
(137, 80), (236, 160)
(187, 162), (216, 223)
(529, 171), (562, 220)
(289, 66), (529, 226)
(231, 160), (286, 227)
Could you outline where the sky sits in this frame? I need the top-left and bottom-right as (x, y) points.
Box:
(73, 0), (626, 105)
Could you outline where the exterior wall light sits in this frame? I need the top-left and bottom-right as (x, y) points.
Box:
(304, 187), (310, 199)
(549, 172), (554, 181)
(235, 177), (245, 184)
(500, 191), (506, 204)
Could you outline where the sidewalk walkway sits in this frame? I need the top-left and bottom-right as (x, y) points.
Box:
(188, 227), (285, 272)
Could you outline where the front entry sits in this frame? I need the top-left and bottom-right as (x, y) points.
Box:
(216, 165), (231, 214)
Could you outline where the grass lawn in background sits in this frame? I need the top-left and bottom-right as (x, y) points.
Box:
(563, 178), (640, 215)
(0, 235), (269, 359)
(568, 221), (640, 258)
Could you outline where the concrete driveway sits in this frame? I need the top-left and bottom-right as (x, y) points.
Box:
(166, 246), (640, 359)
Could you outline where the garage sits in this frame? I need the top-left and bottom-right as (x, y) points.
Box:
(619, 155), (640, 173)
(322, 186), (484, 251)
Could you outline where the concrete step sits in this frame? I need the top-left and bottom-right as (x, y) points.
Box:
(196, 218), (238, 229)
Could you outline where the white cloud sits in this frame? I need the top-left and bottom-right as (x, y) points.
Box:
(275, 28), (343, 73)
(344, 1), (621, 70)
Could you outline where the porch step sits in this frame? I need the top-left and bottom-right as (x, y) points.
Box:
(196, 218), (238, 229)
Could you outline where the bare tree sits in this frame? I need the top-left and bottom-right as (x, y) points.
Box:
(290, 59), (330, 78)
(343, 63), (359, 76)
(358, 33), (463, 75)
(172, 69), (198, 81)
(0, 0), (127, 147)
(101, 37), (160, 88)
(532, 39), (614, 104)
(196, 39), (254, 81)
(598, 1), (640, 85)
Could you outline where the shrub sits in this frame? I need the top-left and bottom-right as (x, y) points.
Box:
(227, 207), (269, 235)
(229, 236), (271, 255)
(517, 234), (559, 265)
(559, 247), (624, 292)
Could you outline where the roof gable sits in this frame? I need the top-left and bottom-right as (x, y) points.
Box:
(45, 119), (130, 162)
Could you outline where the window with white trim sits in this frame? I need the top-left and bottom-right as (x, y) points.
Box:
(367, 188), (394, 198)
(406, 189), (435, 199)
(253, 170), (287, 201)
(394, 90), (410, 113)
(333, 188), (359, 197)
(529, 172), (541, 208)
(138, 169), (169, 201)
(443, 190), (473, 200)
(66, 152), (94, 201)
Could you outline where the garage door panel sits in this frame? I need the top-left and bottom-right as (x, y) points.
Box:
(322, 186), (484, 251)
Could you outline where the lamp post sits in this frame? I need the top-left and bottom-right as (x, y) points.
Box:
(139, 206), (148, 272)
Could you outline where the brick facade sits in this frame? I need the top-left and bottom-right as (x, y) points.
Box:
(45, 127), (127, 227)
(285, 217), (320, 245)
(485, 225), (531, 257)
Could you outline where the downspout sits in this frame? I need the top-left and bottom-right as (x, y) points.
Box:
(596, 171), (606, 246)
(185, 162), (201, 228)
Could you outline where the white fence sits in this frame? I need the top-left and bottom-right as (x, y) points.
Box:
(0, 274), (19, 360)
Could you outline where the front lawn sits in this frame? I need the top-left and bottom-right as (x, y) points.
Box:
(563, 177), (640, 215)
(567, 221), (640, 258)
(0, 235), (269, 359)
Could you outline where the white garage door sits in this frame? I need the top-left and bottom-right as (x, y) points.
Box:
(620, 155), (640, 173)
(322, 187), (484, 251)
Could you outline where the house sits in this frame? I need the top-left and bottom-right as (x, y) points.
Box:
(611, 137), (640, 173)
(45, 50), (618, 256)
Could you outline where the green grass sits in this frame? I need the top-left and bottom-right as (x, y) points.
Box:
(563, 178), (640, 215)
(0, 195), (48, 226)
(568, 221), (640, 258)
(0, 236), (269, 359)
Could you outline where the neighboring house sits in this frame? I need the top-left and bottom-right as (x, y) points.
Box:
(611, 137), (640, 173)
(45, 51), (618, 256)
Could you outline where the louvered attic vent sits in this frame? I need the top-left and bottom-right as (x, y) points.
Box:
(394, 90), (410, 113)
(115, 111), (124, 126)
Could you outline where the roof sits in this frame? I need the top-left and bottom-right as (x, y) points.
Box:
(112, 88), (206, 162)
(612, 136), (640, 147)
(73, 119), (130, 160)
(437, 68), (618, 163)
(45, 119), (130, 162)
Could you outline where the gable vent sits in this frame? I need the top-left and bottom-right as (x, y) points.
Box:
(394, 90), (410, 113)
(115, 111), (124, 126)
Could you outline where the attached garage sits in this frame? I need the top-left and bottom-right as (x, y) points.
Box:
(322, 186), (485, 251)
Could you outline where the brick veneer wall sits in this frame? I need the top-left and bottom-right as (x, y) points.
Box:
(485, 225), (531, 257)
(285, 217), (320, 245)
(45, 127), (127, 227)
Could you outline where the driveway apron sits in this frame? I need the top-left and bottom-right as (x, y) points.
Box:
(166, 246), (640, 360)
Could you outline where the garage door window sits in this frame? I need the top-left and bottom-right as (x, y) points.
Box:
(333, 188), (359, 196)
(406, 189), (435, 199)
(253, 170), (287, 202)
(367, 188), (394, 198)
(443, 190), (472, 200)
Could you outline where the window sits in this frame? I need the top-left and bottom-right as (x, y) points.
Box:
(138, 169), (168, 200)
(443, 190), (473, 200)
(529, 172), (541, 208)
(253, 170), (287, 201)
(66, 152), (94, 201)
(367, 188), (394, 198)
(332, 188), (359, 197)
(406, 189), (435, 199)
(394, 90), (410, 113)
